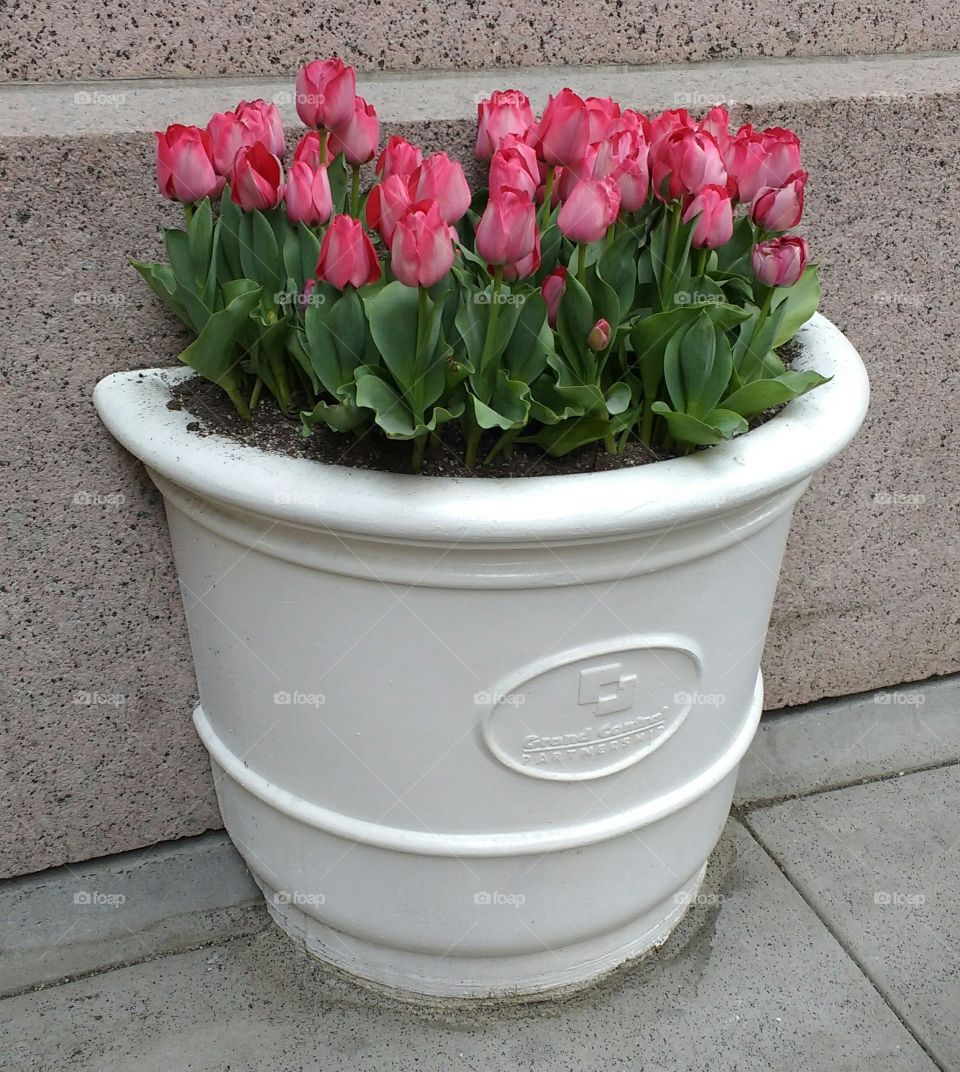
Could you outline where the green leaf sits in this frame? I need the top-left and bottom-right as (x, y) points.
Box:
(556, 271), (595, 378)
(130, 260), (191, 327)
(471, 372), (530, 430)
(721, 370), (831, 417)
(521, 415), (617, 456)
(354, 368), (462, 440)
(501, 292), (550, 384)
(176, 280), (261, 409)
(770, 265), (821, 347)
(651, 403), (747, 445)
(366, 280), (421, 395)
(301, 399), (368, 433)
(604, 382), (632, 415)
(218, 187), (244, 281)
(598, 229), (638, 316)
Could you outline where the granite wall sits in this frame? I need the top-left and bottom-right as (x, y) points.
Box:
(1, 44), (957, 878)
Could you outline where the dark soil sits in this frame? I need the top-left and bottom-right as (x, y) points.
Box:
(168, 347), (797, 478)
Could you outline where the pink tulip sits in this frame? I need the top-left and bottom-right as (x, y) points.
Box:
(697, 105), (731, 157)
(502, 229), (541, 283)
(475, 89), (535, 160)
(296, 58), (357, 131)
(155, 124), (224, 203)
(230, 143), (284, 211)
(475, 188), (538, 267)
(315, 214), (382, 290)
(593, 129), (650, 211)
(614, 108), (651, 141)
(207, 100), (284, 174)
(536, 88), (591, 168)
(751, 169), (808, 232)
(365, 173), (413, 242)
(587, 318), (611, 352)
(284, 161), (333, 226)
(652, 127), (727, 200)
(726, 124), (802, 203)
(293, 131), (326, 169)
(557, 144), (599, 200)
(408, 153), (472, 225)
(390, 200), (455, 288)
(557, 177), (621, 244)
(681, 184), (734, 249)
(328, 96), (380, 165)
(376, 136), (423, 182)
(541, 266), (567, 327)
(488, 140), (541, 200)
(584, 96), (621, 143)
(752, 236), (809, 287)
(647, 109), (694, 154)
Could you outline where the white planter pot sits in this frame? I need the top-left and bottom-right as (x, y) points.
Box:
(95, 313), (868, 1000)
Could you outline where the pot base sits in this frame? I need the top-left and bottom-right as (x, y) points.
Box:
(256, 863), (707, 1003)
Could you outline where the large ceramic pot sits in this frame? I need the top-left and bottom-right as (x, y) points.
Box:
(94, 312), (868, 1000)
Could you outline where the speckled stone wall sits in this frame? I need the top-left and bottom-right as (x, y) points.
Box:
(1, 53), (958, 879)
(1, 0), (959, 81)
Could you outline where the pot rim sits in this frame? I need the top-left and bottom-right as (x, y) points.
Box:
(94, 312), (868, 543)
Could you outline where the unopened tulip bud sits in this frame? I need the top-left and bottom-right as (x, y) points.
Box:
(587, 318), (611, 352)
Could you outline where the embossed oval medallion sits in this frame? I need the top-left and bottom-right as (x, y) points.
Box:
(481, 639), (702, 781)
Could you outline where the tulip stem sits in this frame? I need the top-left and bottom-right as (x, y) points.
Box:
(758, 286), (774, 319)
(351, 165), (361, 217)
(411, 434), (428, 471)
(693, 248), (709, 277)
(248, 376), (263, 412)
(183, 202), (195, 227)
(576, 244), (586, 284)
(540, 166), (556, 229)
(319, 130), (329, 167)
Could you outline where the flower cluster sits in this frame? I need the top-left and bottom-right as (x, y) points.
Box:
(139, 60), (825, 469)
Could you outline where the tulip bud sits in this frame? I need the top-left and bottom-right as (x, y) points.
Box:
(541, 267), (567, 328)
(475, 188), (538, 269)
(587, 318), (611, 352)
(284, 161), (333, 226)
(315, 214), (382, 290)
(750, 169), (808, 232)
(390, 200), (455, 288)
(488, 140), (541, 200)
(651, 128), (727, 201)
(408, 153), (472, 225)
(293, 131), (326, 170)
(752, 236), (809, 288)
(376, 136), (423, 182)
(328, 96), (380, 165)
(155, 124), (224, 203)
(726, 124), (801, 203)
(557, 177), (621, 244)
(682, 184), (734, 249)
(698, 105), (731, 157)
(365, 173), (413, 243)
(296, 58), (357, 131)
(207, 100), (285, 175)
(475, 90), (535, 160)
(536, 88), (592, 168)
(230, 143), (284, 211)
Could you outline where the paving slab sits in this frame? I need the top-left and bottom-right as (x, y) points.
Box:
(749, 765), (960, 1069)
(0, 822), (935, 1072)
(735, 675), (960, 804)
(0, 832), (265, 997)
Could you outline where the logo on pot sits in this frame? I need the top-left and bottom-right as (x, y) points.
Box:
(480, 639), (702, 781)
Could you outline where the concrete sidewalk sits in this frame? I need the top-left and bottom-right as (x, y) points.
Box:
(2, 677), (958, 1071)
